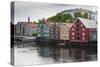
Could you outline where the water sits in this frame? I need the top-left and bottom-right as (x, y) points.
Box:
(14, 42), (97, 66)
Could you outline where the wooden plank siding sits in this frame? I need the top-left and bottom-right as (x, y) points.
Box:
(69, 17), (97, 43)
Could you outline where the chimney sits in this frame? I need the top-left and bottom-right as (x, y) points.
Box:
(28, 16), (30, 22)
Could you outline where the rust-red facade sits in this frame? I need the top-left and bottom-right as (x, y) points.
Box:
(69, 18), (97, 43)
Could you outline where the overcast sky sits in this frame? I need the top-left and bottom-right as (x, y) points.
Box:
(13, 1), (97, 24)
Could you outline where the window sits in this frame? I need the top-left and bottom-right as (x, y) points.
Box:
(77, 33), (79, 35)
(72, 37), (75, 39)
(82, 28), (85, 31)
(81, 24), (83, 27)
(73, 24), (76, 27)
(77, 37), (80, 40)
(64, 36), (66, 38)
(51, 31), (53, 34)
(93, 16), (95, 20)
(44, 27), (47, 30)
(56, 36), (58, 38)
(77, 20), (80, 23)
(77, 24), (79, 27)
(72, 32), (75, 35)
(44, 30), (49, 33)
(92, 28), (95, 31)
(63, 27), (66, 30)
(64, 30), (67, 32)
(82, 32), (85, 36)
(51, 28), (53, 31)
(82, 37), (85, 40)
(77, 28), (79, 31)
(72, 28), (75, 31)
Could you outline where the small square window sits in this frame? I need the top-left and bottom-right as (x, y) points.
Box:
(72, 32), (75, 35)
(82, 32), (85, 36)
(72, 37), (75, 39)
(77, 33), (79, 35)
(77, 25), (79, 27)
(82, 28), (85, 31)
(77, 28), (79, 31)
(72, 28), (75, 31)
(81, 24), (83, 27)
(77, 37), (80, 40)
(73, 24), (76, 27)
(77, 20), (80, 23)
(82, 37), (85, 40)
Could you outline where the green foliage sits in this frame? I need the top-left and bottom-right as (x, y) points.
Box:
(74, 12), (90, 19)
(47, 13), (73, 23)
(83, 13), (88, 18)
(39, 10), (92, 23)
(38, 18), (45, 25)
(65, 14), (73, 22)
(74, 12), (82, 19)
(32, 32), (37, 36)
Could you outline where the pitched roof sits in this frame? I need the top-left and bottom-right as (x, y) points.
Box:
(73, 17), (97, 28)
(66, 23), (73, 28)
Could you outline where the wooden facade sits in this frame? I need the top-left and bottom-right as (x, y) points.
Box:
(49, 23), (60, 40)
(37, 21), (50, 39)
(69, 17), (97, 43)
(59, 23), (68, 40)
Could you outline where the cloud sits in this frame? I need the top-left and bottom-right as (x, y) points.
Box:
(13, 1), (97, 24)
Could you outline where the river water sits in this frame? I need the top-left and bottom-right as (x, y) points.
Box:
(14, 42), (97, 66)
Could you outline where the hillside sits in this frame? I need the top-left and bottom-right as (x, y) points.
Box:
(47, 10), (91, 23)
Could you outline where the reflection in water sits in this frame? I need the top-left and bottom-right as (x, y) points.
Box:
(37, 46), (97, 63)
(15, 42), (97, 65)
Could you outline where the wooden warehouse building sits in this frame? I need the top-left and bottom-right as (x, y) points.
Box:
(69, 17), (97, 43)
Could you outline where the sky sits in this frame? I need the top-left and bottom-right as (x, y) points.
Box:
(12, 1), (97, 24)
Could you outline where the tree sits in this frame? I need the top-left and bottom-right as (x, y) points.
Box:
(65, 14), (73, 22)
(74, 12), (90, 19)
(32, 32), (37, 36)
(74, 12), (82, 19)
(38, 18), (45, 25)
(47, 13), (73, 23)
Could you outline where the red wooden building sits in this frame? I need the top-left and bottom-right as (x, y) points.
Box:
(69, 17), (97, 43)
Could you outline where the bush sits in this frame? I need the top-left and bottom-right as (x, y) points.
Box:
(32, 33), (37, 36)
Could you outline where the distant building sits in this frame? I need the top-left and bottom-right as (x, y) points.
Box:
(15, 17), (37, 36)
(37, 20), (50, 38)
(15, 22), (26, 36)
(49, 22), (72, 41)
(61, 8), (97, 21)
(24, 22), (37, 36)
(69, 17), (97, 43)
(59, 23), (72, 40)
(49, 23), (60, 40)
